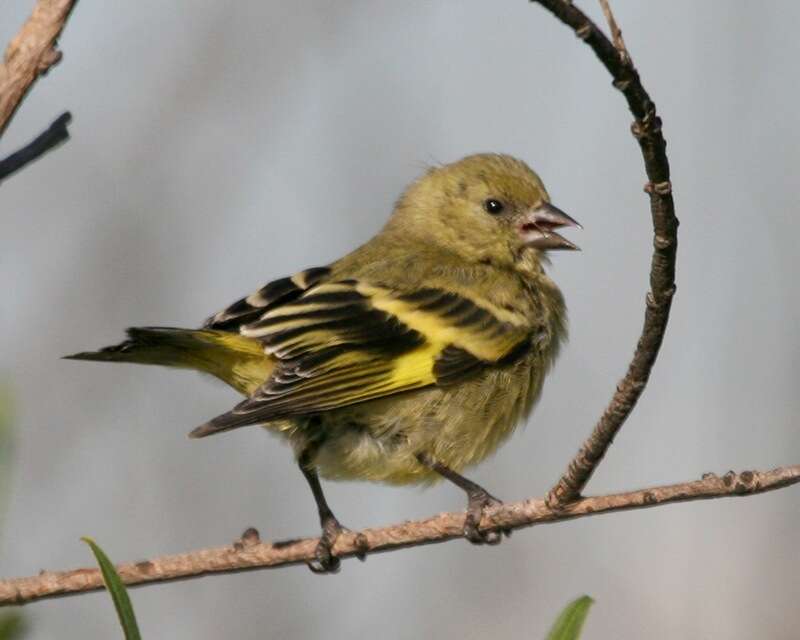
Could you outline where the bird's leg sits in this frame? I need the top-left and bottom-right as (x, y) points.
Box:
(298, 448), (345, 574)
(416, 452), (508, 545)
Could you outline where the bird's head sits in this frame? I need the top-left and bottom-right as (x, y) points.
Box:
(388, 153), (580, 267)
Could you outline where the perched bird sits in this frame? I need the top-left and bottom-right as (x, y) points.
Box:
(67, 153), (580, 571)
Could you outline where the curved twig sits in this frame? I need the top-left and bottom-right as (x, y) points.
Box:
(530, 0), (679, 506)
(1, 466), (797, 606)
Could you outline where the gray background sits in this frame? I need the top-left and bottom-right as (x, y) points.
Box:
(2, 1), (799, 638)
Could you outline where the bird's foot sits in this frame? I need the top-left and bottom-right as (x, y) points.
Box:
(464, 489), (510, 545)
(307, 515), (346, 574)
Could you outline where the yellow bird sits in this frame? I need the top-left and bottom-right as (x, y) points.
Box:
(67, 153), (580, 571)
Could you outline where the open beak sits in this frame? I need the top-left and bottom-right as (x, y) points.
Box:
(517, 202), (581, 251)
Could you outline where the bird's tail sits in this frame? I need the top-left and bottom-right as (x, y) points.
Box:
(64, 327), (272, 395)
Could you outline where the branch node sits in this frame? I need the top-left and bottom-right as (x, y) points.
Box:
(653, 234), (673, 250)
(646, 285), (675, 309)
(575, 23), (592, 40)
(135, 561), (155, 575)
(612, 77), (631, 92)
(545, 486), (577, 510)
(644, 180), (672, 196)
(353, 533), (370, 560)
(241, 527), (261, 547)
(664, 284), (677, 300)
(631, 113), (662, 140)
(37, 48), (62, 74)
(640, 103), (658, 125)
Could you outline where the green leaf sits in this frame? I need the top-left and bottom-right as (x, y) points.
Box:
(0, 611), (27, 640)
(546, 595), (594, 640)
(82, 537), (142, 640)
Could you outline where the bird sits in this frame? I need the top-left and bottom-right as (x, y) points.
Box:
(66, 153), (580, 572)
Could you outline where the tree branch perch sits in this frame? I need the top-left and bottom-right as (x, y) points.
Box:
(1, 466), (798, 606)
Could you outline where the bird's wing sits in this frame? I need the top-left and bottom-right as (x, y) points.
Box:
(191, 280), (534, 436)
(203, 266), (333, 332)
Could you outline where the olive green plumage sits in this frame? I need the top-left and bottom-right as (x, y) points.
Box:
(68, 153), (578, 494)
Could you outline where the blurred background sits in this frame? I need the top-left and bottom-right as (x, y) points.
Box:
(1, 1), (799, 638)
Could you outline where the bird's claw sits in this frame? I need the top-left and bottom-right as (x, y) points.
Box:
(464, 490), (510, 545)
(307, 516), (346, 574)
(308, 539), (340, 574)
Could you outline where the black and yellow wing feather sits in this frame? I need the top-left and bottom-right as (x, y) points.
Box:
(191, 276), (533, 437)
(204, 267), (332, 331)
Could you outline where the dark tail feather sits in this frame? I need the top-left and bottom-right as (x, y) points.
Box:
(64, 327), (204, 366)
(67, 326), (275, 431)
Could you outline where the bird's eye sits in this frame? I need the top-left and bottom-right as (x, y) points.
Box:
(484, 198), (505, 215)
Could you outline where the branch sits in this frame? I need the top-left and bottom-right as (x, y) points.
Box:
(1, 466), (797, 606)
(0, 110), (70, 182)
(597, 0), (629, 62)
(529, 0), (679, 506)
(0, 0), (78, 138)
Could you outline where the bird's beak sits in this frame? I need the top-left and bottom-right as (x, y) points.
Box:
(517, 202), (581, 251)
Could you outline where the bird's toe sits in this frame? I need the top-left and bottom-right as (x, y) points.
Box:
(307, 515), (345, 574)
(464, 491), (507, 545)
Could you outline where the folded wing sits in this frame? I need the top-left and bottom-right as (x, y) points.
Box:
(191, 279), (533, 437)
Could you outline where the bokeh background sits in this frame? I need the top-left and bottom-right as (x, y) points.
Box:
(2, 1), (799, 638)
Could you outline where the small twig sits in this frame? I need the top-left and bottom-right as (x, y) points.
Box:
(530, 0), (678, 506)
(0, 0), (79, 138)
(0, 465), (797, 606)
(0, 111), (70, 183)
(597, 0), (629, 62)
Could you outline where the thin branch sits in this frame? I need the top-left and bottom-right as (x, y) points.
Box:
(597, 0), (629, 62)
(0, 0), (78, 138)
(0, 111), (70, 182)
(529, 0), (679, 506)
(1, 466), (797, 606)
